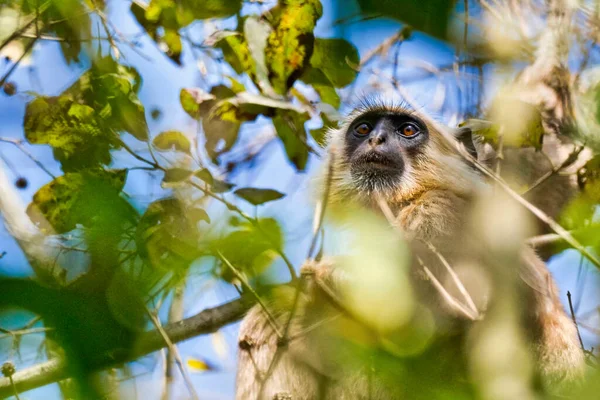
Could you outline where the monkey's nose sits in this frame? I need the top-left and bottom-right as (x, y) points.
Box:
(368, 132), (386, 146)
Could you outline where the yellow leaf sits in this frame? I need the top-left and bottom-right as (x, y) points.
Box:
(186, 357), (216, 372)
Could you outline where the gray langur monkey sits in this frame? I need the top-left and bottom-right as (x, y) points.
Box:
(234, 101), (585, 400)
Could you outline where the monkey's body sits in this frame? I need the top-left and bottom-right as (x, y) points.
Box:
(235, 102), (584, 400)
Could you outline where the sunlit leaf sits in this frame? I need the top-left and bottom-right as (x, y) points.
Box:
(216, 33), (254, 76)
(26, 169), (130, 234)
(24, 58), (149, 170)
(24, 95), (116, 171)
(197, 86), (241, 161)
(181, 88), (211, 119)
(163, 29), (183, 65)
(264, 0), (323, 94)
(131, 0), (242, 63)
(234, 188), (285, 206)
(226, 76), (246, 94)
(460, 103), (544, 151)
(194, 168), (214, 185)
(181, 0), (242, 20)
(153, 131), (191, 153)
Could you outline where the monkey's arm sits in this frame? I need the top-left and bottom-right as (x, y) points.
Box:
(235, 259), (339, 400)
(396, 190), (467, 241)
(519, 248), (585, 384)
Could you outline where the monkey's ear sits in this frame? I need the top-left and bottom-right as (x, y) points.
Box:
(454, 126), (478, 160)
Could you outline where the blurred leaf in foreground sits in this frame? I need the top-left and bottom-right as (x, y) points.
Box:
(355, 0), (456, 40)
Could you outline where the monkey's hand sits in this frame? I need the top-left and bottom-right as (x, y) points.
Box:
(300, 259), (334, 282)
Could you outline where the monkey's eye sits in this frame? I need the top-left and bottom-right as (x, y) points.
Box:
(354, 123), (372, 136)
(399, 123), (420, 138)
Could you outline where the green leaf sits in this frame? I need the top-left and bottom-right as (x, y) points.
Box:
(136, 198), (202, 271)
(92, 58), (149, 141)
(25, 57), (149, 170)
(310, 38), (359, 88)
(201, 86), (241, 161)
(49, 0), (92, 63)
(211, 217), (283, 281)
(212, 179), (235, 193)
(356, 0), (456, 40)
(300, 67), (340, 108)
(181, 0), (242, 20)
(24, 95), (116, 171)
(131, 0), (242, 63)
(226, 76), (246, 94)
(163, 29), (183, 65)
(272, 110), (311, 171)
(26, 169), (129, 234)
(216, 33), (252, 76)
(264, 0), (323, 94)
(163, 168), (193, 183)
(234, 188), (285, 206)
(189, 207), (211, 224)
(180, 88), (215, 119)
(194, 168), (214, 185)
(153, 131), (191, 153)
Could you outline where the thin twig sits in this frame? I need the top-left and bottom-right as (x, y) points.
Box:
(146, 307), (199, 400)
(0, 138), (55, 178)
(307, 153), (334, 260)
(216, 251), (282, 338)
(423, 240), (480, 317)
(375, 195), (480, 320)
(418, 257), (479, 320)
(0, 17), (38, 53)
(161, 282), (185, 400)
(525, 232), (564, 247)
(522, 146), (583, 195)
(0, 39), (37, 87)
(359, 30), (405, 68)
(566, 291), (586, 351)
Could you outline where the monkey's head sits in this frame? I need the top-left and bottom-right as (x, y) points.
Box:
(323, 100), (482, 207)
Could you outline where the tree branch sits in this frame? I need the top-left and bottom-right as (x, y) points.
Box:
(0, 161), (65, 285)
(0, 297), (253, 398)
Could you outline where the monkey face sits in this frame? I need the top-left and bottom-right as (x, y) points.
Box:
(344, 111), (428, 193)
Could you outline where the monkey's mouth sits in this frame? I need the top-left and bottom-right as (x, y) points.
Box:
(354, 152), (400, 170)
(350, 151), (404, 193)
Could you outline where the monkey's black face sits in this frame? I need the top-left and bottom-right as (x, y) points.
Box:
(345, 111), (428, 193)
